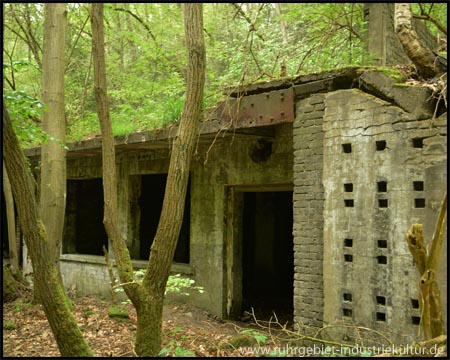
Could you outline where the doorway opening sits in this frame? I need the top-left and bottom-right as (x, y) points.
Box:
(242, 191), (294, 322)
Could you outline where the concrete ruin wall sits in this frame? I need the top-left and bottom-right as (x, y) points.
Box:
(293, 76), (447, 341)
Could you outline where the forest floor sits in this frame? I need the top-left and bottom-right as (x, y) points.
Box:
(3, 294), (294, 357)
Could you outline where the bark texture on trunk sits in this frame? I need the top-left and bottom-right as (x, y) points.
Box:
(394, 3), (443, 78)
(40, 3), (67, 270)
(3, 162), (19, 274)
(3, 102), (93, 357)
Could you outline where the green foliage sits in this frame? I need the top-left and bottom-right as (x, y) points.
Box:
(159, 343), (196, 357)
(12, 300), (33, 313)
(239, 329), (268, 345)
(108, 305), (130, 322)
(3, 321), (17, 330)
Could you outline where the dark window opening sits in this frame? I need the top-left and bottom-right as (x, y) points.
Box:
(412, 316), (421, 325)
(376, 312), (386, 321)
(412, 138), (424, 148)
(377, 255), (387, 264)
(343, 308), (352, 317)
(242, 191), (293, 323)
(343, 293), (352, 302)
(138, 174), (190, 264)
(344, 199), (354, 207)
(344, 254), (353, 262)
(377, 181), (387, 192)
(375, 140), (386, 151)
(414, 198), (426, 208)
(344, 183), (353, 192)
(378, 199), (388, 208)
(342, 143), (352, 153)
(376, 296), (386, 305)
(413, 181), (424, 191)
(377, 240), (387, 248)
(344, 238), (353, 247)
(63, 179), (108, 255)
(411, 299), (420, 309)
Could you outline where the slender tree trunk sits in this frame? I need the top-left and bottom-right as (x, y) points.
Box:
(40, 3), (67, 273)
(90, 3), (140, 304)
(3, 101), (93, 357)
(394, 3), (443, 78)
(136, 3), (206, 356)
(3, 162), (19, 274)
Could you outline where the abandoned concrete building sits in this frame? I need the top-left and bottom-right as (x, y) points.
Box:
(2, 3), (446, 345)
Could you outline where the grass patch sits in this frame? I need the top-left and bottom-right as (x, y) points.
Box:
(3, 321), (16, 330)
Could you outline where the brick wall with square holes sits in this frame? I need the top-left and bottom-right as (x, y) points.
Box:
(320, 88), (447, 342)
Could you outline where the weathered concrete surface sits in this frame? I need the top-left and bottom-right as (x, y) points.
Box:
(359, 70), (436, 119)
(321, 89), (446, 342)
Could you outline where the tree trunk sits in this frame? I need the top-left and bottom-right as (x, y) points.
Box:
(3, 101), (93, 357)
(137, 3), (206, 356)
(394, 3), (443, 78)
(3, 161), (19, 274)
(40, 3), (67, 273)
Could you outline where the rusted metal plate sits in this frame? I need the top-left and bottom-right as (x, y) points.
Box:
(212, 88), (294, 128)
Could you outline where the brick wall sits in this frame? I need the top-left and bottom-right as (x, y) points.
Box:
(292, 94), (325, 331)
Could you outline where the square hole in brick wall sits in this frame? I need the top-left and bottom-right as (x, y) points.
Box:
(415, 198), (426, 208)
(377, 181), (387, 192)
(342, 143), (352, 153)
(343, 308), (352, 317)
(343, 293), (352, 302)
(377, 240), (387, 248)
(413, 181), (424, 191)
(376, 140), (387, 151)
(344, 238), (353, 247)
(412, 138), (424, 148)
(344, 254), (353, 262)
(344, 183), (353, 192)
(412, 316), (421, 325)
(376, 312), (386, 321)
(377, 255), (387, 264)
(411, 299), (420, 309)
(376, 296), (386, 305)
(344, 199), (354, 207)
(378, 199), (388, 208)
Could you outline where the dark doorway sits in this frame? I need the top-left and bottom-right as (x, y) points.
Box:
(242, 191), (293, 321)
(138, 174), (190, 263)
(63, 179), (108, 255)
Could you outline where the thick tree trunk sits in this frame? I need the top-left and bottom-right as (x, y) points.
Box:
(3, 102), (93, 357)
(3, 162), (19, 274)
(394, 3), (442, 78)
(40, 3), (67, 272)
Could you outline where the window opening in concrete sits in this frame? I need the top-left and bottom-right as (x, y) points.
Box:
(377, 181), (387, 192)
(342, 143), (352, 153)
(343, 293), (352, 302)
(344, 238), (353, 247)
(242, 191), (293, 322)
(413, 181), (424, 191)
(412, 138), (424, 148)
(377, 255), (387, 264)
(375, 140), (386, 151)
(411, 299), (420, 309)
(414, 198), (425, 208)
(344, 199), (354, 207)
(376, 312), (386, 321)
(344, 254), (353, 262)
(412, 316), (421, 325)
(376, 296), (386, 305)
(377, 240), (387, 248)
(138, 174), (190, 263)
(63, 178), (108, 255)
(378, 199), (388, 208)
(344, 183), (353, 192)
(343, 308), (352, 317)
